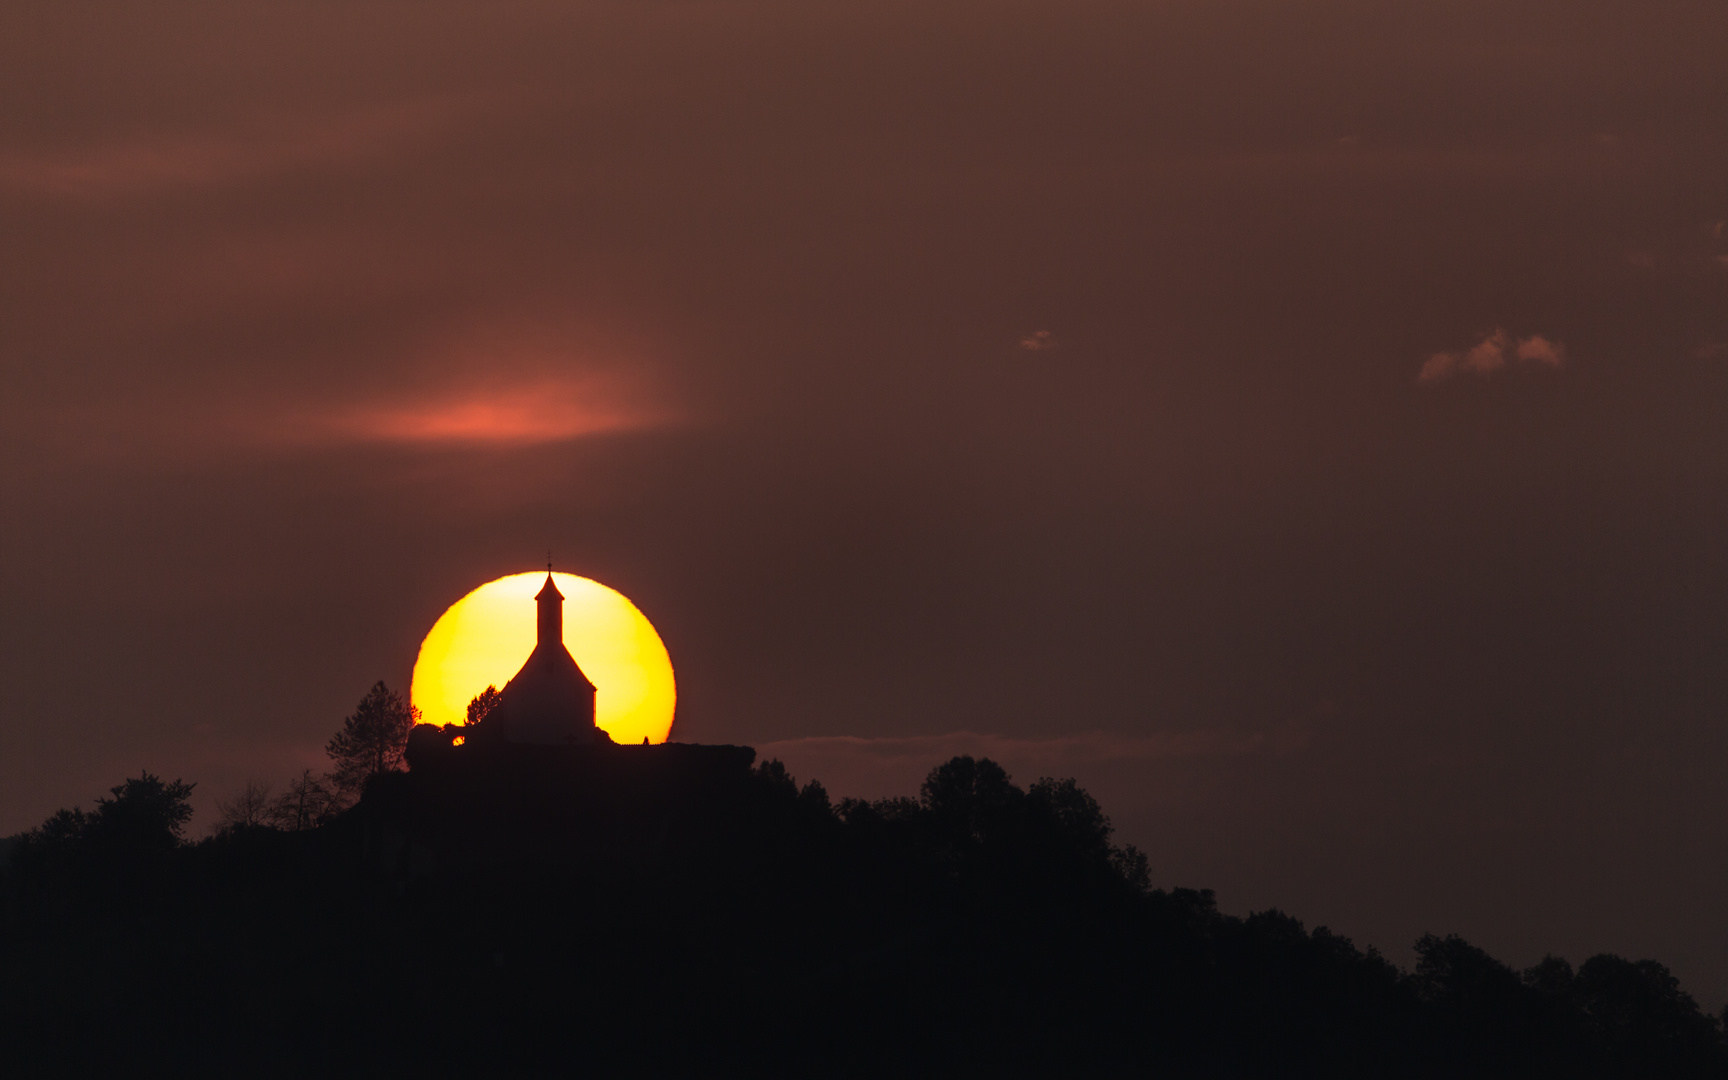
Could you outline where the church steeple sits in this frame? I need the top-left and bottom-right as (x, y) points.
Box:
(473, 561), (603, 746)
(536, 571), (564, 647)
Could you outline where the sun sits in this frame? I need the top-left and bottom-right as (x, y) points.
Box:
(410, 572), (676, 744)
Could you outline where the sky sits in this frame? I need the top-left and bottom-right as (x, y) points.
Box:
(4, 0), (1728, 1003)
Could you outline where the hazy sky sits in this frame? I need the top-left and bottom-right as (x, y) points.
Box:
(5, 0), (1728, 1003)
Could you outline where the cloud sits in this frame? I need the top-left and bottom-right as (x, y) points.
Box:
(257, 377), (674, 447)
(13, 371), (675, 468)
(754, 727), (1307, 802)
(4, 301), (681, 461)
(1514, 333), (1565, 368)
(0, 97), (474, 200)
(1419, 328), (1565, 385)
(1018, 330), (1058, 352)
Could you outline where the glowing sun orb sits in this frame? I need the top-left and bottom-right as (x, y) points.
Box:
(410, 572), (675, 744)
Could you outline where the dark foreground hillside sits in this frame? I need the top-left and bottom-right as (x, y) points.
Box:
(3, 747), (1723, 1078)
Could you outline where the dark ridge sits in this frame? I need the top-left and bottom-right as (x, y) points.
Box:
(2, 748), (1722, 1079)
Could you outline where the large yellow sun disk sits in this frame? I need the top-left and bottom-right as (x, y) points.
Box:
(410, 572), (676, 745)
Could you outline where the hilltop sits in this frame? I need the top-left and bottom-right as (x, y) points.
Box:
(2, 746), (1723, 1078)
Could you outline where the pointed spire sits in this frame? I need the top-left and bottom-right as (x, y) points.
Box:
(536, 565), (563, 645)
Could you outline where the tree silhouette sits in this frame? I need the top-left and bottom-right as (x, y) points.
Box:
(1574, 954), (1721, 1068)
(9, 774), (193, 866)
(466, 685), (503, 730)
(85, 772), (195, 857)
(326, 681), (419, 797)
(214, 780), (275, 833)
(1027, 775), (1113, 858)
(12, 806), (89, 864)
(271, 768), (340, 830)
(832, 756), (1153, 892)
(31, 807), (89, 846)
(920, 754), (1021, 849)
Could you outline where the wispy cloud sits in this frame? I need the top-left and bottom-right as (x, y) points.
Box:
(1019, 330), (1059, 352)
(1418, 328), (1566, 385)
(256, 377), (673, 447)
(15, 369), (676, 467)
(0, 97), (475, 200)
(755, 727), (1308, 801)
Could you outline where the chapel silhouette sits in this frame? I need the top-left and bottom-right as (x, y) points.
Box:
(398, 570), (754, 848)
(466, 572), (613, 746)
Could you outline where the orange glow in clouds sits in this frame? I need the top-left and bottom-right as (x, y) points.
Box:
(411, 572), (676, 744)
(326, 380), (665, 444)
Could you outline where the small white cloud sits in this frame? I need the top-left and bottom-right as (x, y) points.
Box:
(1018, 330), (1058, 352)
(1419, 328), (1565, 385)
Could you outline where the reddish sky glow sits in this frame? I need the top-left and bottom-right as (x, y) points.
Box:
(3, 0), (1727, 1008)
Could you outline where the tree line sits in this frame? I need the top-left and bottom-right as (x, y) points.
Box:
(3, 681), (1725, 1077)
(4, 681), (413, 865)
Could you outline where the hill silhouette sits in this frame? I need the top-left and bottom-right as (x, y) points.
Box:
(3, 742), (1723, 1078)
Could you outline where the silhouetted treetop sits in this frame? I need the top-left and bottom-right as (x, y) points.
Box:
(87, 772), (195, 854)
(466, 685), (502, 729)
(326, 680), (418, 796)
(1415, 932), (1526, 1011)
(8, 772), (194, 867)
(272, 768), (342, 830)
(829, 755), (1151, 893)
(920, 754), (1020, 847)
(214, 780), (275, 835)
(1574, 954), (1722, 1067)
(13, 807), (89, 863)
